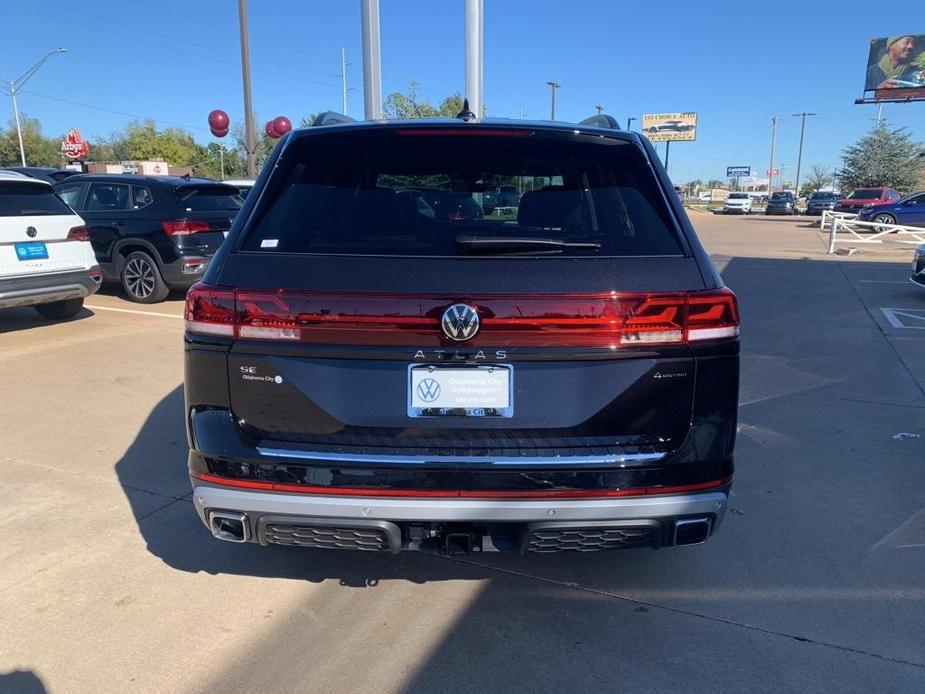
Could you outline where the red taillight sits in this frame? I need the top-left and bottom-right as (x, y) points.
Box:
(162, 219), (211, 236)
(686, 288), (740, 342)
(185, 283), (236, 337)
(396, 128), (533, 137)
(184, 285), (740, 346)
(66, 225), (89, 241)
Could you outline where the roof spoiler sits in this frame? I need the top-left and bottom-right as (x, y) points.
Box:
(578, 114), (621, 130)
(311, 111), (356, 127)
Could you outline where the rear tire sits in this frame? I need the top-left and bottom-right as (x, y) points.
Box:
(121, 251), (169, 303)
(34, 297), (84, 320)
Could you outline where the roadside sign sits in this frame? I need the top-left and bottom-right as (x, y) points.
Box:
(767, 168), (780, 176)
(727, 166), (751, 177)
(642, 113), (697, 141)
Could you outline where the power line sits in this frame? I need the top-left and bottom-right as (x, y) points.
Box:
(19, 88), (210, 132)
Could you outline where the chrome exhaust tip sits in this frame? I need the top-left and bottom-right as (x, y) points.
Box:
(209, 511), (250, 543)
(673, 517), (711, 546)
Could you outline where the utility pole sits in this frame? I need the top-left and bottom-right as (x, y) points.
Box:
(361, 0), (383, 119)
(767, 116), (779, 195)
(546, 81), (560, 120)
(626, 116), (636, 130)
(2, 48), (67, 166)
(664, 141), (670, 174)
(595, 104), (604, 115)
(339, 47), (353, 115)
(792, 112), (816, 197)
(237, 0), (256, 178)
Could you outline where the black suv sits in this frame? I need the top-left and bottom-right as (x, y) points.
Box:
(184, 113), (740, 555)
(765, 191), (797, 215)
(54, 175), (241, 302)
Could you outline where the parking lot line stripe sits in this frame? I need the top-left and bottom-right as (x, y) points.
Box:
(84, 304), (182, 320)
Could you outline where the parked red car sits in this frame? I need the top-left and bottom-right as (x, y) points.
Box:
(835, 187), (901, 213)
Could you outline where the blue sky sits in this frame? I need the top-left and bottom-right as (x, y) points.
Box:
(1, 0), (923, 184)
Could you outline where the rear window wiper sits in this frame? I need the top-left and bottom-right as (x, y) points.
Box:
(456, 236), (601, 254)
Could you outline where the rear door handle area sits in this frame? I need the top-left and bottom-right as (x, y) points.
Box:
(114, 220), (126, 226)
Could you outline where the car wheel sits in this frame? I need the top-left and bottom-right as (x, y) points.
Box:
(121, 251), (169, 303)
(34, 297), (84, 320)
(873, 213), (896, 226)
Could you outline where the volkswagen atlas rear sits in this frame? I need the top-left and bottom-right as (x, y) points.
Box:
(184, 117), (740, 555)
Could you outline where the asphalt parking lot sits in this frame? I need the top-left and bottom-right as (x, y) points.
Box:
(2, 214), (925, 693)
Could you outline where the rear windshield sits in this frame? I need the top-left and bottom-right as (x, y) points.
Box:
(174, 185), (243, 212)
(241, 129), (684, 257)
(847, 189), (881, 199)
(0, 182), (72, 216)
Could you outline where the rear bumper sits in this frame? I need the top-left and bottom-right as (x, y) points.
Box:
(191, 480), (728, 553)
(160, 255), (212, 288)
(0, 268), (101, 310)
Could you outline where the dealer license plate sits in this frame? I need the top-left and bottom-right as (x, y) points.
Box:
(408, 365), (513, 418)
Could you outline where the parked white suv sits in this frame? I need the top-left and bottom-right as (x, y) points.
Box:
(0, 171), (100, 319)
(722, 192), (752, 215)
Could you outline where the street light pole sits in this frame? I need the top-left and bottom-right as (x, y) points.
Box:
(237, 0), (256, 178)
(2, 48), (67, 166)
(767, 116), (779, 195)
(546, 81), (560, 120)
(626, 116), (636, 130)
(792, 111), (816, 197)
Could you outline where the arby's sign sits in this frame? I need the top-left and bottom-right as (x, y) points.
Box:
(61, 129), (90, 160)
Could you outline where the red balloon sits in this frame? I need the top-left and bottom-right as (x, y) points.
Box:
(272, 116), (292, 136)
(211, 127), (228, 138)
(265, 120), (279, 138)
(208, 109), (229, 131)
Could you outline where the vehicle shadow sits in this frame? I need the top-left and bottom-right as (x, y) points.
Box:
(114, 385), (507, 585)
(0, 305), (94, 335)
(0, 670), (47, 694)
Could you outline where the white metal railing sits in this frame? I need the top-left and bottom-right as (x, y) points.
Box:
(819, 209), (856, 231)
(827, 216), (925, 254)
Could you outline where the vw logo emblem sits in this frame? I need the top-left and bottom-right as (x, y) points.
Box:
(26, 226), (37, 238)
(417, 378), (441, 403)
(441, 303), (480, 342)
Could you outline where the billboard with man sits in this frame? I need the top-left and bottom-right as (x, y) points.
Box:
(642, 113), (697, 141)
(864, 35), (925, 100)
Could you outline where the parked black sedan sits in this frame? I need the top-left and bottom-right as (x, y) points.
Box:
(3, 166), (79, 184)
(765, 191), (797, 215)
(54, 174), (242, 302)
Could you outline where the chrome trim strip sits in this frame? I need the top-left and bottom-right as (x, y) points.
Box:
(256, 446), (666, 467)
(192, 484), (727, 525)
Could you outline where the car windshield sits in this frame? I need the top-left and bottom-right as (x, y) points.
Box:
(847, 190), (882, 199)
(728, 193), (748, 200)
(174, 185), (243, 212)
(0, 182), (73, 216)
(770, 192), (791, 200)
(810, 192), (835, 200)
(242, 129), (685, 257)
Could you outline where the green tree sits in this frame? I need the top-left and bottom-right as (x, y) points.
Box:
(383, 80), (465, 119)
(840, 121), (924, 193)
(0, 115), (61, 167)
